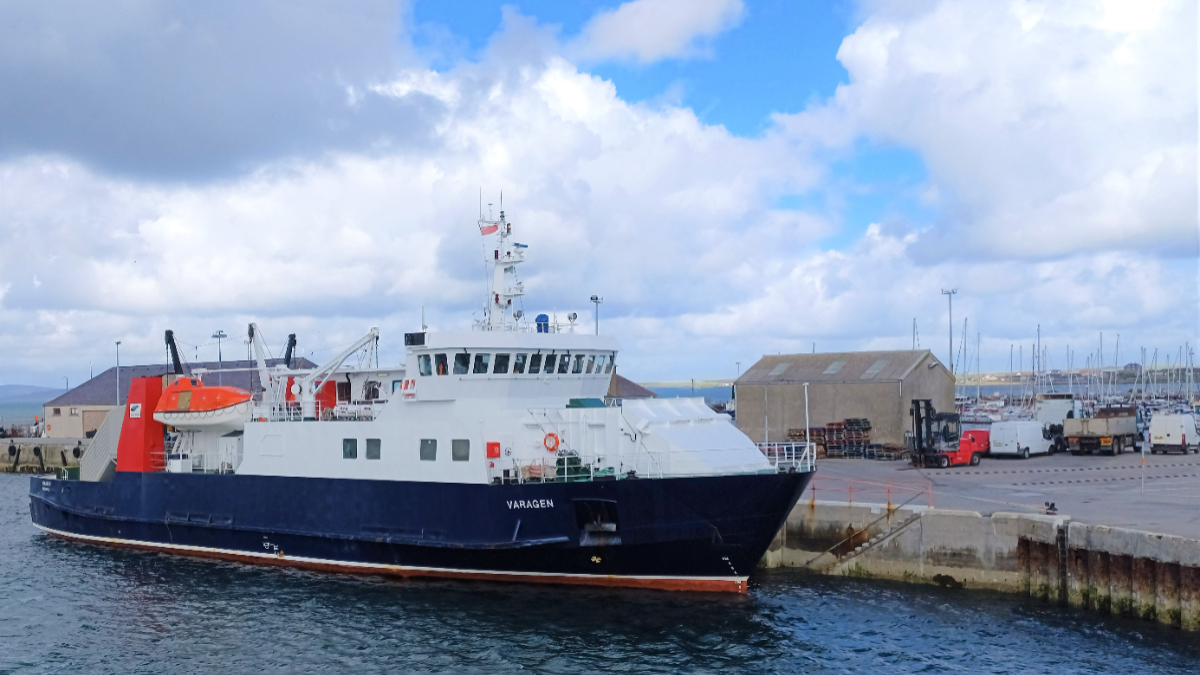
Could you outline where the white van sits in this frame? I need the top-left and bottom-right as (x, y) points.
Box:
(990, 420), (1054, 459)
(1149, 414), (1198, 455)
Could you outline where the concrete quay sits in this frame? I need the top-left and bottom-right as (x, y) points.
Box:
(762, 450), (1200, 630)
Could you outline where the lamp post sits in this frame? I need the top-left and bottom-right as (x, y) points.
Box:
(212, 330), (228, 385)
(115, 341), (121, 405)
(941, 288), (958, 373)
(590, 295), (603, 335)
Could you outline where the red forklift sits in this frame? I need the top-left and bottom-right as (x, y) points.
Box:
(909, 399), (981, 468)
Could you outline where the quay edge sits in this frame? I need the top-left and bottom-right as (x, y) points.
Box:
(761, 499), (1200, 630)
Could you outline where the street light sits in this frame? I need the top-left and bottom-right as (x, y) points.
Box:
(590, 295), (603, 336)
(115, 341), (121, 405)
(941, 289), (958, 373)
(212, 330), (228, 385)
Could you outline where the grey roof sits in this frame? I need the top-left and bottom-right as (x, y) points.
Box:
(45, 357), (318, 407)
(607, 373), (657, 399)
(735, 350), (949, 385)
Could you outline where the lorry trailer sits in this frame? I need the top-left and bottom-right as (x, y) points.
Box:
(1064, 407), (1138, 455)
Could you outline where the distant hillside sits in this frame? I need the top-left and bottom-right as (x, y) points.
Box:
(0, 385), (68, 404)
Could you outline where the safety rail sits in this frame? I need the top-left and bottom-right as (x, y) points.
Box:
(802, 475), (933, 508)
(756, 441), (816, 473)
(249, 401), (383, 422)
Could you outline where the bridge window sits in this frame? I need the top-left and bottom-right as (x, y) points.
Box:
(573, 355), (585, 374)
(605, 354), (615, 374)
(493, 353), (510, 374)
(473, 353), (491, 374)
(420, 439), (437, 461)
(418, 354), (432, 376)
(528, 354), (542, 374)
(513, 353), (527, 374)
(342, 438), (358, 459)
(452, 439), (470, 461)
(558, 355), (571, 374)
(366, 438), (381, 460)
(585, 355), (595, 374)
(453, 353), (470, 375)
(543, 354), (556, 374)
(435, 354), (448, 375)
(595, 355), (607, 373)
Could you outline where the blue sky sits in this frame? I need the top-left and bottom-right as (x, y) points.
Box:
(0, 0), (1193, 384)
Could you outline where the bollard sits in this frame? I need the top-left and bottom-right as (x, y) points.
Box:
(1156, 562), (1181, 628)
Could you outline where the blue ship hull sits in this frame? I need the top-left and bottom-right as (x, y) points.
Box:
(29, 470), (810, 592)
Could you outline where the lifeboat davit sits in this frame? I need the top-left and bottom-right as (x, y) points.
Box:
(153, 377), (252, 433)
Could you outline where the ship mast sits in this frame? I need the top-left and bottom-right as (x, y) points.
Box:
(479, 202), (526, 330)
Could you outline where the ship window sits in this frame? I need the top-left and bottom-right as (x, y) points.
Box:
(558, 355), (571, 374)
(513, 353), (527, 374)
(528, 354), (542, 374)
(336, 381), (352, 402)
(573, 355), (585, 374)
(452, 439), (470, 461)
(473, 353), (491, 374)
(594, 355), (607, 373)
(418, 354), (432, 376)
(542, 354), (556, 374)
(605, 354), (615, 374)
(586, 355), (596, 373)
(392, 380), (402, 392)
(342, 438), (358, 459)
(366, 438), (381, 460)
(493, 353), (510, 374)
(420, 439), (437, 461)
(435, 354), (448, 375)
(453, 353), (470, 375)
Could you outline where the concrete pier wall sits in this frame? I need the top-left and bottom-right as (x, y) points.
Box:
(2, 439), (84, 473)
(763, 500), (1200, 630)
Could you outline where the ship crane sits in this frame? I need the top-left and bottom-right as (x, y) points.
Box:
(291, 328), (379, 419)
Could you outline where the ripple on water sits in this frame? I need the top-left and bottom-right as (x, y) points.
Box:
(3, 475), (1199, 674)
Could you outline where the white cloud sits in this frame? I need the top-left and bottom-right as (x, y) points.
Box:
(568, 0), (745, 63)
(778, 0), (1197, 261)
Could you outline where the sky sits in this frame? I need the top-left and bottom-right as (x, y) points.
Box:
(0, 0), (1195, 386)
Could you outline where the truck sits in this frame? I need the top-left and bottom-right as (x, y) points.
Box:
(1149, 414), (1198, 455)
(1035, 392), (1083, 453)
(990, 420), (1054, 459)
(909, 399), (979, 468)
(1064, 406), (1138, 455)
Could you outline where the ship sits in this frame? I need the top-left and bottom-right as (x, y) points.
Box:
(29, 207), (814, 592)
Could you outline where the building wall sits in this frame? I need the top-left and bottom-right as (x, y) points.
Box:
(897, 357), (955, 433)
(44, 404), (116, 438)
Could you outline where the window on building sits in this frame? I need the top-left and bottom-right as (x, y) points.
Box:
(473, 353), (491, 374)
(585, 355), (596, 374)
(420, 439), (437, 461)
(52, 408), (61, 416)
(558, 355), (571, 374)
(572, 355), (585, 374)
(452, 439), (470, 461)
(342, 438), (358, 459)
(70, 408), (79, 416)
(493, 353), (510, 374)
(513, 353), (527, 374)
(528, 353), (542, 374)
(435, 353), (448, 375)
(418, 354), (432, 376)
(453, 353), (470, 375)
(366, 438), (381, 460)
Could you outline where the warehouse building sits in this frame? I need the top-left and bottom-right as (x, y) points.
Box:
(734, 350), (954, 446)
(43, 358), (315, 438)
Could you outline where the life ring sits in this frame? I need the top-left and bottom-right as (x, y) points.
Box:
(543, 433), (560, 452)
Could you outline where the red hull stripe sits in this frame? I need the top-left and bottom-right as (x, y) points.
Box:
(35, 525), (749, 594)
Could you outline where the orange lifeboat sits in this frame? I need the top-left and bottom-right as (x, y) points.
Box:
(153, 377), (252, 432)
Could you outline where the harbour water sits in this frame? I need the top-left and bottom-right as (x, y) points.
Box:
(2, 476), (1198, 673)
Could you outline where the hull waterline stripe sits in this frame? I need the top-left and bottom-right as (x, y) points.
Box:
(32, 524), (749, 593)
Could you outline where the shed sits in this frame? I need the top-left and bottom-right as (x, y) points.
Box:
(733, 350), (954, 446)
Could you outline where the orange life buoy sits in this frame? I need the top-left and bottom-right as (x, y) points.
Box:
(543, 433), (560, 452)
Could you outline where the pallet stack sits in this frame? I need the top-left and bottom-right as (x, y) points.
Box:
(786, 427), (827, 458)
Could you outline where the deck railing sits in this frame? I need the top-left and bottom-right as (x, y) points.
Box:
(756, 441), (816, 473)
